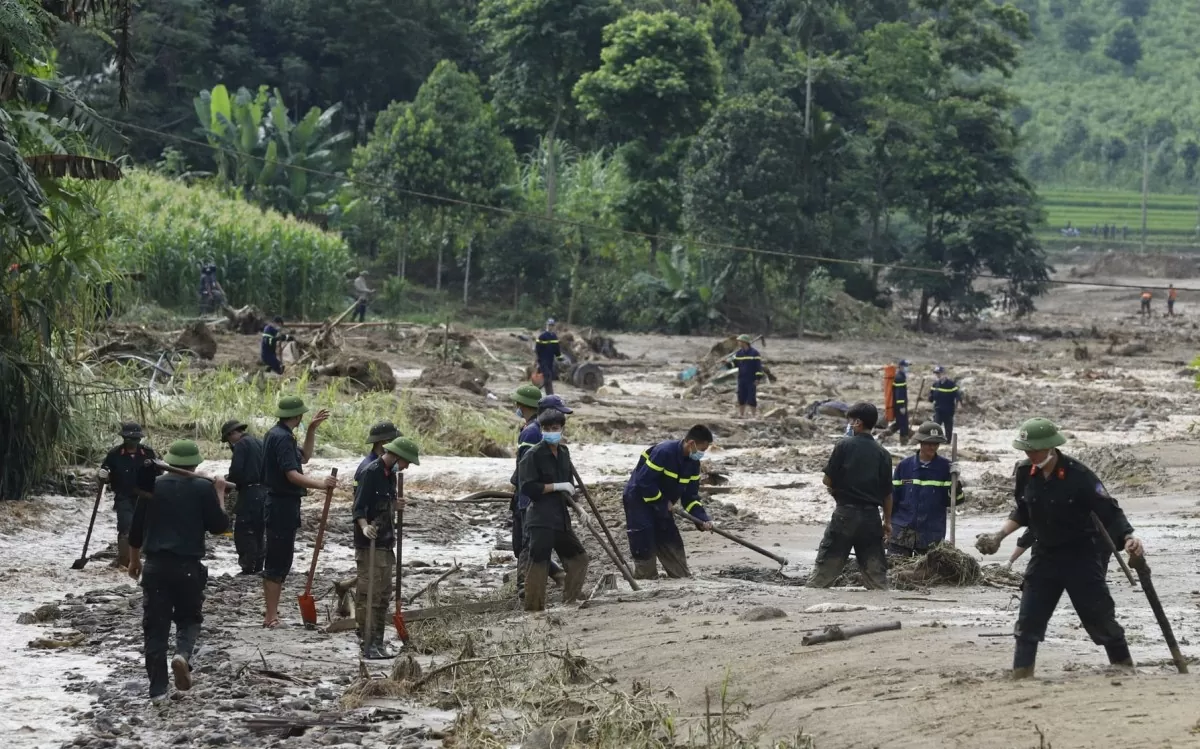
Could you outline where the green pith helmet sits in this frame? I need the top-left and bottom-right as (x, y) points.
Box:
(736, 334), (753, 343)
(276, 395), (309, 419)
(384, 437), (420, 465)
(1012, 417), (1066, 451)
(915, 422), (948, 445)
(511, 384), (542, 409)
(165, 439), (203, 467)
(367, 421), (401, 444)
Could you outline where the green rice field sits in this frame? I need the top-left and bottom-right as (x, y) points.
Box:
(1038, 187), (1199, 243)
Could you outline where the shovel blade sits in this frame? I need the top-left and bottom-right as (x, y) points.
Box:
(70, 558), (88, 570)
(298, 593), (318, 627)
(393, 611), (409, 643)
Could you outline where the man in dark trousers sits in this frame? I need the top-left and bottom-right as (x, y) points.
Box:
(509, 387), (566, 600)
(882, 359), (912, 444)
(929, 365), (963, 441)
(889, 422), (964, 556)
(355, 421), (402, 489)
(733, 334), (765, 419)
(261, 317), (290, 375)
(535, 318), (562, 395)
(127, 440), (229, 704)
(975, 417), (1143, 678)
(808, 402), (893, 589)
(99, 423), (163, 569)
(517, 408), (589, 611)
(621, 424), (715, 579)
(260, 396), (337, 629)
(353, 437), (419, 658)
(222, 420), (267, 576)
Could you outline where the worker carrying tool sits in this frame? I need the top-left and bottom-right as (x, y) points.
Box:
(881, 358), (912, 444)
(221, 419), (267, 576)
(809, 402), (892, 589)
(733, 334), (765, 419)
(929, 365), (963, 441)
(355, 421), (402, 487)
(127, 440), (229, 704)
(889, 422), (964, 557)
(621, 425), (715, 579)
(535, 318), (562, 395)
(353, 436), (419, 659)
(98, 422), (162, 570)
(260, 396), (337, 630)
(975, 417), (1144, 679)
(261, 316), (292, 375)
(516, 408), (589, 611)
(509, 387), (567, 601)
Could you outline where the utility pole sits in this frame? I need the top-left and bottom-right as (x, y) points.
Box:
(1141, 133), (1149, 254)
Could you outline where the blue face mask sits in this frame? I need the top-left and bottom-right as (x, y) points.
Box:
(690, 450), (705, 461)
(845, 422), (854, 436)
(543, 432), (563, 445)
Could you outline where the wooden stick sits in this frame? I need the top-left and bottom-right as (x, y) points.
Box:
(1128, 554), (1189, 674)
(1089, 512), (1138, 587)
(567, 497), (640, 591)
(404, 562), (461, 606)
(672, 507), (788, 566)
(801, 621), (901, 646)
(571, 467), (630, 569)
(448, 490), (514, 504)
(949, 433), (958, 546)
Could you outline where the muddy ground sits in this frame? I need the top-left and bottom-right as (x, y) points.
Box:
(5, 256), (1200, 749)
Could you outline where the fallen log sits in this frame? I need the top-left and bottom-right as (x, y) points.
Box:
(801, 621), (901, 646)
(404, 599), (519, 622)
(448, 490), (515, 504)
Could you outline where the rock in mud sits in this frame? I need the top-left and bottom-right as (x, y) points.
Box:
(739, 606), (787, 622)
(415, 361), (489, 395)
(314, 355), (397, 392)
(16, 602), (60, 624)
(521, 718), (592, 749)
(175, 321), (218, 360)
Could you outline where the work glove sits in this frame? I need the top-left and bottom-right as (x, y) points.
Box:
(949, 462), (961, 477)
(551, 482), (576, 496)
(97, 468), (110, 483)
(362, 522), (378, 540)
(975, 532), (1002, 555)
(1003, 560), (1013, 571)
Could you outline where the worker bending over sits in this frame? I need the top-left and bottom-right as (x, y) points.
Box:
(622, 425), (715, 579)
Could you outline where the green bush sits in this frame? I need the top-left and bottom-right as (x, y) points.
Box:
(106, 172), (352, 319)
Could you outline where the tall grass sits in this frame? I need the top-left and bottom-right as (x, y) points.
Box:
(105, 172), (352, 319)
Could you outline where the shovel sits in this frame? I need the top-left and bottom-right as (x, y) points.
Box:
(71, 482), (106, 570)
(393, 473), (410, 643)
(299, 467), (338, 629)
(671, 506), (788, 566)
(364, 532), (377, 659)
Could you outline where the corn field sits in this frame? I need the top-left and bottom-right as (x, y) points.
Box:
(106, 172), (352, 319)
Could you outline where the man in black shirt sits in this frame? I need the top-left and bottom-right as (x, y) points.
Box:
(261, 396), (337, 629)
(808, 402), (893, 589)
(976, 418), (1144, 679)
(98, 422), (163, 569)
(127, 440), (228, 703)
(516, 408), (589, 612)
(353, 437), (419, 658)
(222, 419), (268, 575)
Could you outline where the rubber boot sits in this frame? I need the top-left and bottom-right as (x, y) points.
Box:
(524, 563), (549, 611)
(656, 544), (691, 579)
(561, 554), (589, 604)
(1106, 643), (1135, 669)
(632, 558), (659, 580)
(112, 535), (130, 569)
(1012, 640), (1037, 679)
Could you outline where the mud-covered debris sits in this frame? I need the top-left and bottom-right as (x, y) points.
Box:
(80, 327), (167, 362)
(313, 354), (396, 392)
(740, 605), (787, 622)
(16, 602), (60, 624)
(522, 717), (593, 749)
(220, 304), (266, 335)
(415, 360), (490, 395)
(174, 321), (217, 360)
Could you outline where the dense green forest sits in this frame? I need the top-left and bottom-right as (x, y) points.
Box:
(1010, 0), (1200, 191)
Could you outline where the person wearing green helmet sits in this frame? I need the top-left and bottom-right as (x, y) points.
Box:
(126, 440), (229, 704)
(508, 386), (566, 600)
(352, 436), (419, 659)
(260, 396), (338, 629)
(975, 417), (1144, 679)
(355, 421), (402, 488)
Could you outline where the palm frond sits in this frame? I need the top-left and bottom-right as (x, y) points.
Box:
(0, 114), (52, 243)
(0, 70), (125, 151)
(23, 153), (120, 179)
(39, 0), (134, 108)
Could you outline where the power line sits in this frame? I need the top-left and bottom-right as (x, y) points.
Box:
(100, 115), (1199, 293)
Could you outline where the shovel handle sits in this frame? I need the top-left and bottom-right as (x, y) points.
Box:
(1090, 512), (1137, 587)
(672, 506), (789, 567)
(303, 468), (338, 598)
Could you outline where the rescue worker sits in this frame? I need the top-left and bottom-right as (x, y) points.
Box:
(1005, 529), (1035, 570)
(975, 418), (1144, 679)
(732, 334), (765, 419)
(1168, 284), (1178, 316)
(98, 423), (162, 569)
(535, 319), (562, 395)
(222, 420), (267, 575)
(199, 262), (217, 314)
(355, 422), (402, 487)
(353, 271), (374, 323)
(1140, 289), (1152, 316)
(261, 317), (290, 375)
(261, 397), (337, 629)
(353, 437), (419, 658)
(127, 440), (229, 704)
(808, 402), (892, 589)
(509, 387), (565, 600)
(888, 422), (964, 557)
(516, 408), (589, 611)
(621, 425), (715, 579)
(883, 359), (912, 444)
(929, 365), (963, 441)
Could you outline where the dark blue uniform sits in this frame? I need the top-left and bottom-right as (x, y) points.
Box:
(261, 323), (283, 374)
(622, 441), (709, 579)
(889, 454), (963, 554)
(929, 377), (962, 440)
(891, 368), (910, 438)
(354, 452), (379, 488)
(508, 421), (561, 595)
(228, 434), (268, 574)
(733, 346), (764, 407)
(101, 445), (162, 541)
(262, 421), (305, 582)
(535, 331), (560, 394)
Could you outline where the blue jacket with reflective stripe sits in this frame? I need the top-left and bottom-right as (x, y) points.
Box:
(929, 377), (961, 415)
(535, 331), (560, 364)
(261, 323), (280, 360)
(732, 346), (764, 384)
(891, 454), (963, 549)
(511, 421), (542, 510)
(622, 440), (710, 522)
(891, 368), (908, 408)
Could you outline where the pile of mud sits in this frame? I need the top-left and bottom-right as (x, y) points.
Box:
(414, 361), (489, 395)
(313, 355), (397, 392)
(1072, 444), (1158, 496)
(832, 544), (1015, 591)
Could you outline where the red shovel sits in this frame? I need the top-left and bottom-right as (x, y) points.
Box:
(393, 472), (410, 643)
(299, 467), (338, 628)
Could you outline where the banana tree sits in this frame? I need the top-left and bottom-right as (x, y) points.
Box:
(634, 244), (733, 333)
